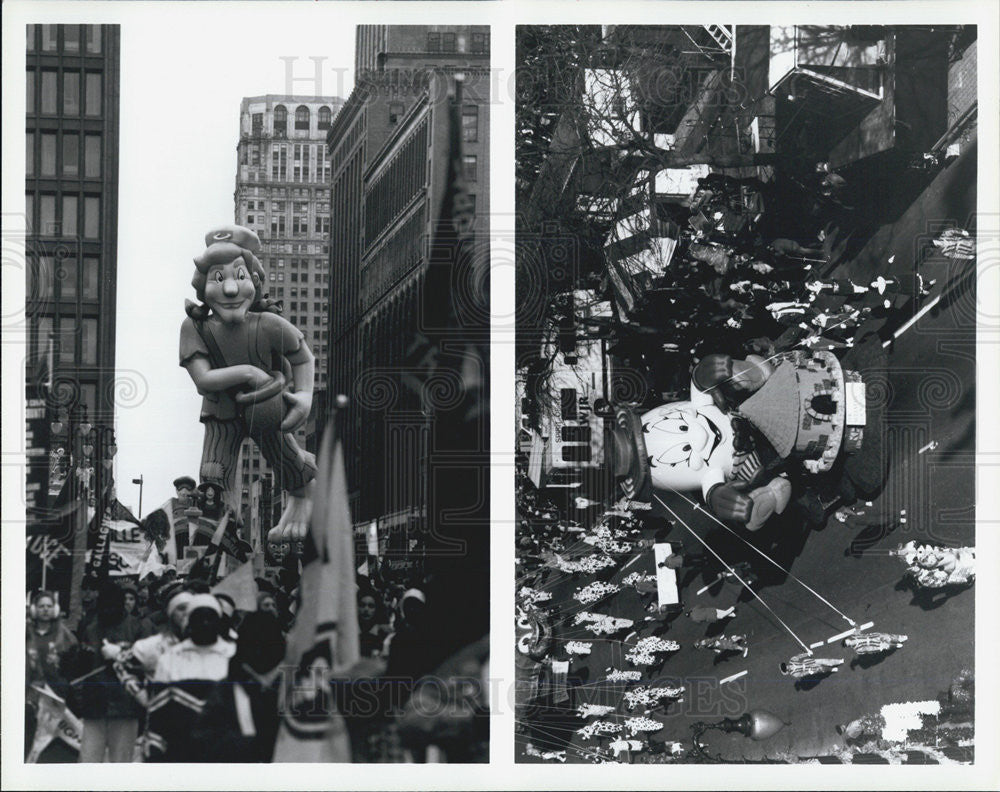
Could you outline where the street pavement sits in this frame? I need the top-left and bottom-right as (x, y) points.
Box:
(518, 138), (977, 763)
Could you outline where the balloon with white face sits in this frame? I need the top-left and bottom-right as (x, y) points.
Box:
(641, 400), (735, 492)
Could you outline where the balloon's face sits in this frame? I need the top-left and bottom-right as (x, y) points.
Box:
(267, 538), (290, 565)
(642, 401), (734, 491)
(204, 257), (255, 324)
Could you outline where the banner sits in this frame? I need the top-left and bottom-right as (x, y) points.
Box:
(26, 685), (82, 762)
(84, 519), (150, 577)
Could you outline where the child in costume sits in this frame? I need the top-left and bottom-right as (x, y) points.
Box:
(179, 225), (316, 539)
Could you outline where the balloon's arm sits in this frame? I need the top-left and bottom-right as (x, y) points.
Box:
(286, 342), (315, 397)
(700, 468), (726, 501)
(183, 356), (268, 393)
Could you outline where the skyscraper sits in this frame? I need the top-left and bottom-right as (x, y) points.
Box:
(232, 94), (343, 527)
(326, 26), (490, 564)
(24, 23), (121, 605)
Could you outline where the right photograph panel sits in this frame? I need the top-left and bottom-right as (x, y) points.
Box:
(515, 25), (977, 764)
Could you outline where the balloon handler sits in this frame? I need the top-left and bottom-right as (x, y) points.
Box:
(180, 225), (316, 541)
(609, 332), (887, 530)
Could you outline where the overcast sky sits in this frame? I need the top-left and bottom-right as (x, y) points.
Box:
(102, 8), (355, 514)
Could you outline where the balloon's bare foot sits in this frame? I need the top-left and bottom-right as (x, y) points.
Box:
(275, 485), (314, 541)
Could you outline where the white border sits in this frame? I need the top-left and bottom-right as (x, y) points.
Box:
(3, 1), (998, 789)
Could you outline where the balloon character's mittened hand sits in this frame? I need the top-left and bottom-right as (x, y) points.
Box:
(707, 481), (753, 523)
(746, 477), (793, 531)
(281, 390), (312, 432)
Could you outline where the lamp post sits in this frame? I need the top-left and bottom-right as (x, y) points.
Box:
(690, 709), (790, 762)
(65, 407), (95, 627)
(132, 474), (144, 519)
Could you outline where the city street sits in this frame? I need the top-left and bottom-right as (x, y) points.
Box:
(519, 138), (976, 763)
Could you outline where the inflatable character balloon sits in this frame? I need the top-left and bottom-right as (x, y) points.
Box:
(180, 225), (316, 539)
(612, 349), (872, 530)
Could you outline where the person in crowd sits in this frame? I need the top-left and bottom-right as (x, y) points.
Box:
(190, 611), (287, 762)
(694, 634), (749, 658)
(113, 583), (193, 709)
(135, 583), (152, 620)
(779, 652), (843, 679)
(257, 591), (279, 620)
(382, 588), (436, 709)
(146, 594), (235, 762)
(26, 591), (77, 689)
(122, 585), (139, 617)
(75, 583), (150, 762)
(843, 631), (908, 656)
(358, 587), (393, 658)
(685, 605), (736, 624)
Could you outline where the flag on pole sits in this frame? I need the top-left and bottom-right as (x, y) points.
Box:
(211, 559), (259, 611)
(271, 420), (359, 762)
(400, 73), (490, 663)
(26, 684), (83, 762)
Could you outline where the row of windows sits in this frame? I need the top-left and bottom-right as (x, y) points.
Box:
(365, 119), (428, 243)
(28, 254), (102, 302)
(27, 24), (103, 54)
(26, 192), (102, 239)
(32, 315), (101, 366)
(27, 131), (102, 179)
(251, 105), (333, 136)
(26, 68), (103, 117)
(425, 31), (490, 54)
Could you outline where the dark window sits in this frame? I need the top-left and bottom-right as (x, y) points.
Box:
(84, 72), (101, 116)
(463, 154), (477, 182)
(83, 196), (100, 238)
(40, 133), (56, 177)
(295, 105), (310, 130)
(85, 25), (102, 54)
(64, 25), (80, 52)
(442, 32), (457, 53)
(560, 388), (578, 421)
(471, 32), (488, 53)
(273, 105), (287, 136)
(84, 135), (101, 177)
(561, 445), (592, 463)
(41, 25), (57, 52)
(62, 133), (79, 176)
(560, 425), (591, 443)
(40, 71), (57, 114)
(252, 113), (263, 135)
(63, 71), (81, 116)
(462, 105), (478, 142)
(318, 106), (332, 129)
(426, 32), (441, 52)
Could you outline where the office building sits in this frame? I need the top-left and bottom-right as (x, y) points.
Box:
(327, 26), (489, 562)
(24, 23), (121, 515)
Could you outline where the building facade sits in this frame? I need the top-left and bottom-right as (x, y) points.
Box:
(24, 23), (121, 514)
(232, 94), (343, 524)
(327, 25), (490, 561)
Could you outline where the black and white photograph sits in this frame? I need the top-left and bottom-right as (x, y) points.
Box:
(10, 13), (489, 767)
(515, 23), (984, 765)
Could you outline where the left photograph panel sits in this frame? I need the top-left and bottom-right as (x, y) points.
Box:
(21, 21), (489, 763)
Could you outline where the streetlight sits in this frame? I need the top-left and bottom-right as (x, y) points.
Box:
(690, 709), (790, 762)
(132, 474), (144, 519)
